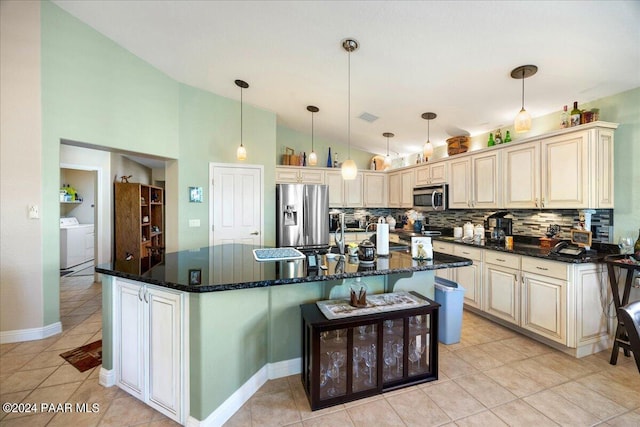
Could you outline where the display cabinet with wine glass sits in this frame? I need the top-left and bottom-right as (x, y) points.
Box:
(300, 291), (439, 410)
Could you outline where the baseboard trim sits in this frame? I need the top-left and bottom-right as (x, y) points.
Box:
(99, 367), (116, 387)
(0, 321), (62, 344)
(187, 357), (301, 427)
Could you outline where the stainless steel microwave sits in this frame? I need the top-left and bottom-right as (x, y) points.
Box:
(413, 184), (448, 211)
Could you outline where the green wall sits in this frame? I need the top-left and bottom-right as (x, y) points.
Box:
(41, 1), (181, 324)
(277, 124), (377, 170)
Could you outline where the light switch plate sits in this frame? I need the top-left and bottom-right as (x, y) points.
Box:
(188, 219), (200, 228)
(28, 204), (39, 219)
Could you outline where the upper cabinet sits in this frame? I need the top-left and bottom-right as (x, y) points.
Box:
(388, 169), (414, 208)
(414, 162), (448, 186)
(362, 172), (388, 207)
(448, 151), (500, 209)
(503, 125), (615, 209)
(276, 166), (324, 184)
(325, 170), (363, 207)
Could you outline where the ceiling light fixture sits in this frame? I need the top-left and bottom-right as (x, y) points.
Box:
(306, 105), (319, 166)
(341, 38), (359, 180)
(421, 112), (436, 161)
(511, 65), (537, 133)
(383, 132), (394, 169)
(235, 79), (249, 160)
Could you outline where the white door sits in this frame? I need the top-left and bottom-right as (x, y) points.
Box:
(211, 164), (263, 246)
(210, 164), (263, 283)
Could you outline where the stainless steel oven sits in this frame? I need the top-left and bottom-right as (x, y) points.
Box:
(412, 184), (447, 211)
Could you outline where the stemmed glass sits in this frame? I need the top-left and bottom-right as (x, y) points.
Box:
(619, 237), (634, 258)
(363, 349), (377, 387)
(392, 342), (403, 376)
(331, 351), (345, 385)
(384, 319), (394, 335)
(334, 328), (344, 343)
(414, 340), (425, 371)
(326, 364), (339, 396)
(383, 343), (395, 380)
(408, 344), (420, 374)
(352, 346), (361, 379)
(358, 325), (367, 340)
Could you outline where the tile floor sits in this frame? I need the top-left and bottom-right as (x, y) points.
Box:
(1, 275), (639, 427)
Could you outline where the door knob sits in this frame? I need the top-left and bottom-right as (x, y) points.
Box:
(251, 231), (259, 235)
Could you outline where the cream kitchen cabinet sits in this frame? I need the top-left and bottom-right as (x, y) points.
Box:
(448, 151), (500, 209)
(387, 169), (413, 208)
(275, 166), (325, 184)
(362, 172), (388, 207)
(114, 278), (188, 424)
(453, 245), (483, 309)
(521, 257), (568, 345)
(433, 241), (454, 280)
(414, 162), (447, 186)
(483, 251), (521, 326)
(503, 123), (616, 209)
(325, 170), (363, 207)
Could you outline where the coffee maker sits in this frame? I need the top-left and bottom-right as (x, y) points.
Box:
(486, 212), (512, 242)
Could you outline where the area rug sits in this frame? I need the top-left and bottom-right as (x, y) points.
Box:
(60, 270), (72, 277)
(60, 340), (102, 372)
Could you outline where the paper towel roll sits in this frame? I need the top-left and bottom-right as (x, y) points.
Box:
(377, 223), (389, 256)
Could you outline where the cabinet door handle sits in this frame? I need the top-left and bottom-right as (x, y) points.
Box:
(138, 286), (143, 301)
(251, 231), (259, 235)
(535, 198), (539, 208)
(143, 287), (149, 303)
(496, 258), (506, 262)
(536, 266), (548, 271)
(462, 251), (471, 255)
(541, 198), (545, 208)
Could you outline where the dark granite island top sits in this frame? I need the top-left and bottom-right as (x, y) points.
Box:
(96, 244), (472, 293)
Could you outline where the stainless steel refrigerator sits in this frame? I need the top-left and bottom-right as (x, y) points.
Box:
(276, 184), (329, 251)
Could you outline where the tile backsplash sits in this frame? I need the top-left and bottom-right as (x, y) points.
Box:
(332, 207), (613, 243)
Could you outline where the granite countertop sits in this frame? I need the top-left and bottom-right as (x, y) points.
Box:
(432, 235), (617, 263)
(96, 244), (472, 293)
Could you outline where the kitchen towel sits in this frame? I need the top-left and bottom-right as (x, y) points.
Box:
(376, 222), (389, 256)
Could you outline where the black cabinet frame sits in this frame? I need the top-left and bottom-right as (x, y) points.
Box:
(301, 291), (439, 410)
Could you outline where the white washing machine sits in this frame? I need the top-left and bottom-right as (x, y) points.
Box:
(60, 217), (95, 269)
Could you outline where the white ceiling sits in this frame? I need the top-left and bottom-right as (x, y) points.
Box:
(53, 0), (640, 157)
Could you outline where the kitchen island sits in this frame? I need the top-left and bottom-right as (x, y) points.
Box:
(96, 244), (472, 425)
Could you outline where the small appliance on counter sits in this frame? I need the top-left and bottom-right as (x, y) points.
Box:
(486, 211), (512, 242)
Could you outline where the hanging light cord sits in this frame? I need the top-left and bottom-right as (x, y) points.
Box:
(427, 118), (430, 142)
(311, 111), (314, 151)
(240, 87), (244, 147)
(521, 68), (525, 110)
(386, 135), (389, 156)
(347, 47), (351, 158)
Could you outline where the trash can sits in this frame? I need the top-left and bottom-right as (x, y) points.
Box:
(434, 277), (465, 344)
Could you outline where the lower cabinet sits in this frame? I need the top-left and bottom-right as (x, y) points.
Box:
(520, 257), (568, 344)
(484, 262), (521, 326)
(114, 278), (187, 424)
(300, 293), (439, 410)
(452, 246), (483, 309)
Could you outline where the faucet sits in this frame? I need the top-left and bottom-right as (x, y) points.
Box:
(331, 212), (345, 255)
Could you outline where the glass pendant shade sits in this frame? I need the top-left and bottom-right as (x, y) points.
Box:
(423, 140), (434, 159)
(341, 159), (358, 180)
(308, 151), (317, 165)
(236, 144), (247, 160)
(514, 108), (531, 133)
(383, 155), (391, 168)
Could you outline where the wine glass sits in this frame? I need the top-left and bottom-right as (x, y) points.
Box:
(352, 346), (360, 379)
(383, 343), (395, 380)
(358, 325), (367, 340)
(619, 237), (634, 257)
(326, 364), (339, 396)
(331, 351), (345, 385)
(363, 350), (377, 387)
(392, 342), (403, 375)
(408, 344), (420, 374)
(384, 319), (394, 335)
(334, 328), (344, 343)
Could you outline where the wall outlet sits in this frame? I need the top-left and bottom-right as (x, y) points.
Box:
(28, 204), (39, 219)
(188, 219), (200, 228)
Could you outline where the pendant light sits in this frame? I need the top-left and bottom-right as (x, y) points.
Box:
(511, 65), (537, 133)
(421, 112), (436, 161)
(235, 79), (249, 160)
(383, 132), (394, 169)
(306, 105), (319, 166)
(341, 38), (359, 180)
